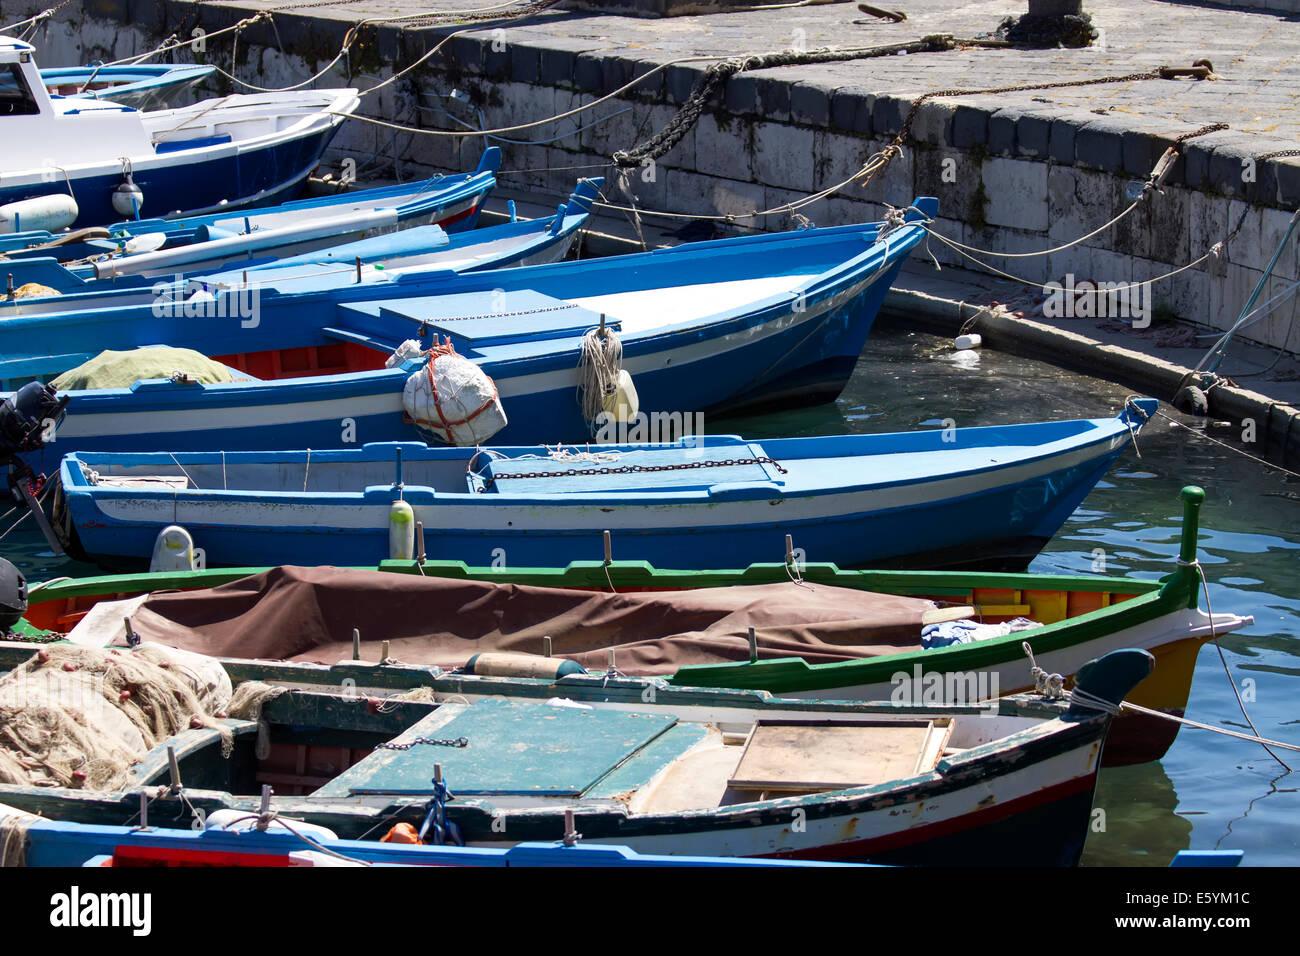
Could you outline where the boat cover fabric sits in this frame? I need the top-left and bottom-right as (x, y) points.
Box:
(51, 346), (244, 390)
(123, 566), (937, 673)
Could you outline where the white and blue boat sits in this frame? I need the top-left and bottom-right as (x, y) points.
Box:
(1, 805), (857, 868)
(55, 401), (1154, 571)
(0, 175), (595, 318)
(0, 35), (358, 228)
(37, 62), (216, 111)
(1, 201), (937, 458)
(0, 148), (502, 298)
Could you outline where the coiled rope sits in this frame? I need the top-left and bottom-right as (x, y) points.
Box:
(576, 324), (624, 432)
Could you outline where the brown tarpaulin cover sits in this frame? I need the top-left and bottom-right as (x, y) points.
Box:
(126, 566), (935, 674)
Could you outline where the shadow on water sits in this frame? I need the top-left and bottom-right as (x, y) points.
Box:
(3, 323), (1298, 864)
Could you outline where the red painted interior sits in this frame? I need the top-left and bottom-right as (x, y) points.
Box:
(212, 342), (387, 381)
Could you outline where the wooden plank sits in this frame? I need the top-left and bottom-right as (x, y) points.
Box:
(728, 720), (938, 793)
(920, 605), (975, 625)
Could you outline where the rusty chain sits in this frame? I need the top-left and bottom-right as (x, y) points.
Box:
(483, 455), (789, 487)
(375, 735), (469, 751)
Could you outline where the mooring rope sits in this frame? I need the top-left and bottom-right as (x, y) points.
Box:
(1119, 700), (1300, 755)
(0, 0), (76, 34)
(1023, 568), (1295, 765)
(1179, 556), (1292, 771)
(1154, 410), (1300, 481)
(216, 811), (374, 865)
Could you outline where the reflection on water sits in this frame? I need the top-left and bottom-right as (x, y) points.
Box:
(1085, 762), (1192, 866)
(3, 323), (1297, 864)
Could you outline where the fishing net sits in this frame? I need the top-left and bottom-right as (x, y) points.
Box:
(225, 681), (287, 722)
(0, 810), (36, 868)
(10, 283), (59, 299)
(51, 346), (243, 390)
(0, 644), (232, 791)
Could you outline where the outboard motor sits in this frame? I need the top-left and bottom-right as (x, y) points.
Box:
(0, 381), (71, 555)
(0, 557), (28, 633)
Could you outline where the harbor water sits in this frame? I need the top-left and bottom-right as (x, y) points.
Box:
(5, 321), (1297, 866)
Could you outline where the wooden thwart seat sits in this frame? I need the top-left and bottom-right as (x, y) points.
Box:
(727, 719), (953, 795)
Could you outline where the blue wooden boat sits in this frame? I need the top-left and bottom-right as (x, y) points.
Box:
(1, 201), (937, 458)
(38, 63), (215, 111)
(1, 806), (858, 867)
(1169, 850), (1244, 867)
(0, 177), (595, 318)
(1, 810), (1248, 869)
(0, 149), (502, 303)
(0, 36), (358, 227)
(0, 641), (1155, 865)
(55, 401), (1154, 572)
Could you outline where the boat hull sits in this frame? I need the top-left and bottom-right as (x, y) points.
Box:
(59, 421), (1136, 573)
(0, 689), (1114, 866)
(22, 223), (929, 463)
(0, 121), (343, 227)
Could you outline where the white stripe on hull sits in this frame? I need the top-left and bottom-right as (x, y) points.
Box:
(782, 607), (1249, 702)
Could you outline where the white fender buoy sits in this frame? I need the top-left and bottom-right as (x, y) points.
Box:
(122, 232), (168, 255)
(389, 499), (415, 560)
(0, 194), (79, 234)
(149, 525), (196, 571)
(605, 369), (639, 423)
(955, 333), (982, 350)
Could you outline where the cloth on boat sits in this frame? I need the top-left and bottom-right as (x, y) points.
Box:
(0, 644), (232, 790)
(921, 617), (1039, 649)
(120, 565), (940, 674)
(51, 346), (245, 390)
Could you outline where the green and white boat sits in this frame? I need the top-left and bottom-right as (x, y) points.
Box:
(5, 487), (1244, 766)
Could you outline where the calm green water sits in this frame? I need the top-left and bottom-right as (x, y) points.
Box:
(4, 322), (1296, 865)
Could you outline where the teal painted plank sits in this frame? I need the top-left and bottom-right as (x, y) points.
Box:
(325, 698), (678, 797)
(585, 722), (709, 799)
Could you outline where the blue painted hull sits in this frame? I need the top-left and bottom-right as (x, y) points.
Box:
(63, 449), (1126, 571)
(17, 819), (853, 867)
(59, 404), (1150, 572)
(7, 204), (938, 463)
(0, 124), (342, 227)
